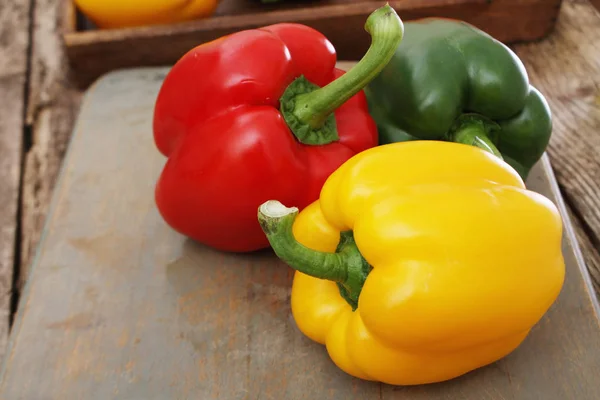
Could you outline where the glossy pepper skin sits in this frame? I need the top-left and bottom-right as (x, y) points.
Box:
(258, 141), (565, 386)
(153, 5), (404, 252)
(365, 19), (552, 180)
(74, 0), (219, 29)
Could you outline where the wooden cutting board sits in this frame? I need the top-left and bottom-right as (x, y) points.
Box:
(0, 66), (599, 399)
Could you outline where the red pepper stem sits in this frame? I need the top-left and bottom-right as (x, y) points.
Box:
(257, 200), (370, 310)
(280, 4), (404, 146)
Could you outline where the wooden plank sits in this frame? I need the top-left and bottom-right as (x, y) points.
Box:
(0, 66), (599, 399)
(569, 206), (600, 294)
(0, 0), (32, 360)
(63, 0), (561, 88)
(20, 0), (83, 290)
(513, 0), (600, 293)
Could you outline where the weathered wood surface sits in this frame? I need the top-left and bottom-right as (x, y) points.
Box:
(0, 0), (598, 390)
(0, 0), (32, 361)
(0, 66), (599, 399)
(512, 0), (600, 294)
(21, 0), (83, 290)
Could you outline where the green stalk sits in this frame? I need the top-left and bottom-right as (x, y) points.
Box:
(257, 200), (371, 310)
(449, 114), (503, 159)
(280, 4), (404, 145)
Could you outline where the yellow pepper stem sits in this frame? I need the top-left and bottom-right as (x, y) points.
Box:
(257, 200), (370, 310)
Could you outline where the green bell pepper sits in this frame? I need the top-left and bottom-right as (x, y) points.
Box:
(365, 18), (552, 179)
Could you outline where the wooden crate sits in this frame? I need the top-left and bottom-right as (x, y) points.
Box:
(62, 0), (563, 87)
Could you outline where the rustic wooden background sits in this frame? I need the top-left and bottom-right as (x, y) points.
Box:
(0, 0), (599, 366)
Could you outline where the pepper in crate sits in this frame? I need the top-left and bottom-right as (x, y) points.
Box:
(153, 5), (404, 252)
(74, 0), (220, 29)
(258, 141), (565, 386)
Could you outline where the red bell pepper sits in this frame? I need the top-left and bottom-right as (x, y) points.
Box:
(153, 5), (404, 252)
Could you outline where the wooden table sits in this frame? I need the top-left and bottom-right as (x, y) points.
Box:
(0, 0), (599, 382)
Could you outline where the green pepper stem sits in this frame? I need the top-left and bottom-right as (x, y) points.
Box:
(257, 200), (370, 310)
(453, 124), (502, 158)
(280, 4), (404, 145)
(449, 116), (503, 159)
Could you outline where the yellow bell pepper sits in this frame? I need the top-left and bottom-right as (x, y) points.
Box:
(257, 141), (565, 386)
(74, 0), (219, 29)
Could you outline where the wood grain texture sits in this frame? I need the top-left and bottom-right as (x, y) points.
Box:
(21, 0), (83, 289)
(0, 0), (32, 360)
(513, 0), (600, 294)
(63, 0), (561, 88)
(0, 67), (599, 399)
(589, 0), (600, 11)
(569, 207), (600, 294)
